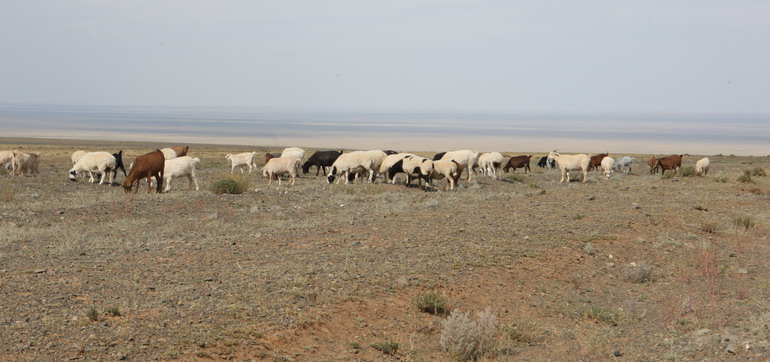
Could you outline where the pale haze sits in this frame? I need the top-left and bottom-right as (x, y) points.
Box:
(1, 1), (769, 155)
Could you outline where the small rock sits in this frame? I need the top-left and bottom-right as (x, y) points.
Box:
(632, 203), (641, 209)
(613, 351), (623, 357)
(583, 243), (595, 256)
(620, 186), (630, 191)
(737, 268), (749, 274)
(249, 206), (260, 213)
(523, 236), (530, 240)
(116, 353), (127, 360)
(204, 278), (215, 282)
(606, 263), (615, 267)
(207, 212), (218, 220)
(726, 343), (737, 354)
(33, 269), (47, 274)
(692, 328), (711, 337)
(56, 210), (64, 215)
(588, 196), (596, 201)
(32, 193), (40, 198)
(348, 241), (361, 247)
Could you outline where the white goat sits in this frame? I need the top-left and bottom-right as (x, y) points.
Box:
(226, 152), (257, 174)
(430, 159), (461, 191)
(327, 151), (382, 184)
(613, 156), (634, 174)
(69, 151), (115, 184)
(11, 151), (41, 176)
(547, 151), (591, 183)
(478, 152), (504, 180)
(0, 150), (13, 172)
(696, 157), (710, 175)
(162, 156), (200, 192)
(439, 150), (479, 182)
(280, 147), (305, 162)
(262, 157), (301, 185)
(600, 156), (615, 179)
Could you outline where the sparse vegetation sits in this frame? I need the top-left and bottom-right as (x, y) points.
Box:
(751, 167), (766, 176)
(662, 172), (674, 179)
(715, 176), (728, 183)
(105, 307), (122, 317)
(211, 173), (251, 194)
(370, 340), (399, 355)
(733, 216), (755, 230)
(701, 222), (719, 234)
(579, 305), (619, 325)
(440, 307), (498, 361)
(737, 170), (753, 183)
(87, 307), (99, 322)
(413, 291), (448, 315)
(505, 322), (543, 346)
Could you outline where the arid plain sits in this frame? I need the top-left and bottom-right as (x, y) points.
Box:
(1, 137), (769, 360)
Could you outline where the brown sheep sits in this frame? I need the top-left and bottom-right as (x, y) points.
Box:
(122, 150), (165, 193)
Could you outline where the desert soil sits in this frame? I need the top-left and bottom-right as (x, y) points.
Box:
(1, 137), (769, 361)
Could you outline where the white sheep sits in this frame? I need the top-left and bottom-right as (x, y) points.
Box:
(69, 151), (116, 184)
(478, 152), (504, 180)
(379, 153), (415, 184)
(547, 151), (591, 183)
(439, 150), (479, 182)
(280, 147), (305, 161)
(162, 156), (200, 192)
(600, 156), (615, 179)
(11, 151), (40, 176)
(696, 157), (710, 175)
(262, 157), (301, 185)
(401, 155), (434, 189)
(327, 150), (382, 184)
(430, 159), (461, 191)
(160, 148), (178, 160)
(71, 150), (87, 165)
(225, 152), (257, 174)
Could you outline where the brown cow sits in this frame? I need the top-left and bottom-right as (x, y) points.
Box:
(122, 150), (165, 193)
(503, 155), (532, 173)
(588, 153), (608, 171)
(656, 155), (683, 175)
(647, 155), (659, 174)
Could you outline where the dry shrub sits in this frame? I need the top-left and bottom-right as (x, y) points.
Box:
(211, 173), (252, 194)
(440, 307), (498, 361)
(679, 166), (697, 177)
(579, 305), (619, 325)
(751, 167), (766, 176)
(700, 221), (719, 234)
(624, 262), (653, 283)
(413, 291), (448, 315)
(733, 216), (755, 230)
(737, 170), (753, 183)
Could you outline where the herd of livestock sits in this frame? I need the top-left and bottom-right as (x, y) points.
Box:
(1, 145), (711, 193)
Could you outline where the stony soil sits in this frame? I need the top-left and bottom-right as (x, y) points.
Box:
(1, 138), (770, 360)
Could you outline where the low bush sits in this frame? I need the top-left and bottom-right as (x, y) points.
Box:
(737, 170), (753, 183)
(751, 167), (766, 176)
(624, 262), (653, 283)
(733, 216), (755, 230)
(679, 166), (697, 177)
(370, 340), (399, 355)
(211, 174), (252, 194)
(413, 291), (448, 315)
(440, 307), (498, 361)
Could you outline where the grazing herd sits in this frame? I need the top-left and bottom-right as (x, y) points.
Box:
(1, 144), (718, 193)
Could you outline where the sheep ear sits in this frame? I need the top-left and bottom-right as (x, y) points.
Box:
(118, 150), (123, 155)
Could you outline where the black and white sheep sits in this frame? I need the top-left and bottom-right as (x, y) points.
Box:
(69, 151), (117, 184)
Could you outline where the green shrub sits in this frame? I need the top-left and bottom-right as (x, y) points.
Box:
(370, 340), (399, 355)
(579, 305), (619, 325)
(679, 166), (697, 177)
(211, 174), (251, 194)
(87, 307), (99, 322)
(413, 291), (448, 315)
(105, 307), (122, 317)
(751, 167), (766, 176)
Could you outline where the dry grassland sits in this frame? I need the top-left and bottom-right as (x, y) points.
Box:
(1, 138), (769, 360)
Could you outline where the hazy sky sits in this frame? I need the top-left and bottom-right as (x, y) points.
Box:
(2, 1), (769, 113)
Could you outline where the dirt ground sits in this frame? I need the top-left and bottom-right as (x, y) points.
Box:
(1, 137), (769, 361)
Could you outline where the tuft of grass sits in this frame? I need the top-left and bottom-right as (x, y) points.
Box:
(211, 173), (252, 194)
(349, 342), (361, 350)
(733, 216), (755, 230)
(105, 307), (122, 317)
(87, 307), (99, 322)
(737, 170), (753, 183)
(693, 205), (708, 211)
(505, 322), (543, 346)
(701, 222), (719, 234)
(370, 340), (399, 355)
(624, 263), (653, 283)
(661, 172), (674, 179)
(413, 291), (448, 315)
(679, 166), (697, 177)
(747, 187), (765, 195)
(440, 307), (498, 361)
(579, 305), (619, 325)
(751, 167), (766, 176)
(715, 176), (728, 183)
(506, 175), (525, 183)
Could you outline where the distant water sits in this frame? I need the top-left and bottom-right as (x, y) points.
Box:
(1, 104), (768, 156)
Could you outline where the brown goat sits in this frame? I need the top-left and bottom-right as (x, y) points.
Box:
(588, 153), (608, 171)
(503, 155), (532, 173)
(647, 155), (659, 174)
(656, 154), (683, 175)
(170, 146), (189, 157)
(122, 150), (165, 193)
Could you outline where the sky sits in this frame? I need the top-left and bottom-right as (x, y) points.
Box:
(1, 1), (769, 114)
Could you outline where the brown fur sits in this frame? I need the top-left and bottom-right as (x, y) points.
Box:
(122, 150), (165, 193)
(503, 155), (532, 173)
(588, 153), (609, 171)
(656, 154), (683, 175)
(170, 146), (189, 158)
(647, 155), (659, 174)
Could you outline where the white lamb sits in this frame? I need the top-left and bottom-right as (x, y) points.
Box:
(69, 151), (116, 184)
(225, 152), (257, 174)
(696, 157), (710, 175)
(600, 156), (615, 179)
(262, 157), (301, 185)
(162, 156), (200, 192)
(547, 151), (591, 183)
(478, 152), (504, 180)
(439, 150), (479, 182)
